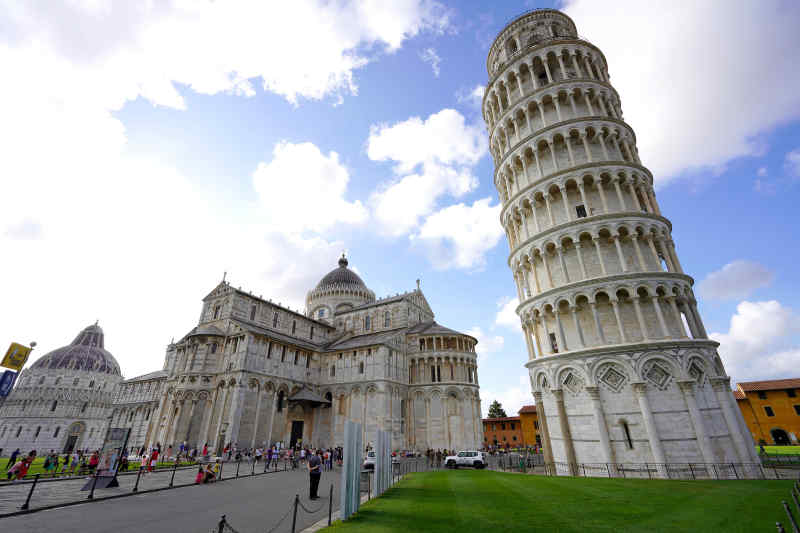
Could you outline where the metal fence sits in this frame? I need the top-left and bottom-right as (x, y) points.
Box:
(1, 457), (290, 517)
(775, 479), (800, 533)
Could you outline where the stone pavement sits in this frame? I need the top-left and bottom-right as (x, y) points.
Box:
(1, 463), (341, 533)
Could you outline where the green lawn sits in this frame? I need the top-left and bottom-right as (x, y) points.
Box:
(1, 456), (195, 478)
(760, 445), (800, 455)
(326, 470), (792, 532)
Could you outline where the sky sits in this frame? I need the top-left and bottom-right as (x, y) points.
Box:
(1, 0), (799, 417)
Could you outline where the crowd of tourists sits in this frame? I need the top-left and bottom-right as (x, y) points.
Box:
(3, 448), (103, 481)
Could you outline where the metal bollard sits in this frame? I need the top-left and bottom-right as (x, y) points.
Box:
(219, 462), (224, 481)
(251, 460), (256, 476)
(264, 458), (268, 473)
(133, 466), (143, 492)
(291, 494), (299, 533)
(217, 515), (226, 533)
(328, 484), (333, 525)
(88, 472), (99, 500)
(169, 461), (178, 487)
(20, 474), (40, 511)
(236, 460), (240, 478)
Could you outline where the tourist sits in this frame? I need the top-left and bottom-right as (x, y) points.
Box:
(7, 455), (33, 481)
(140, 452), (149, 474)
(205, 463), (216, 483)
(308, 449), (321, 500)
(5, 448), (20, 470)
(212, 459), (221, 480)
(119, 455), (129, 472)
(195, 466), (205, 484)
(88, 451), (99, 473)
(166, 445), (173, 461)
(255, 447), (262, 463)
(149, 448), (159, 472)
(202, 443), (208, 459)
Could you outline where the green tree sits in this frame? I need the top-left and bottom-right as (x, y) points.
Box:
(487, 400), (507, 418)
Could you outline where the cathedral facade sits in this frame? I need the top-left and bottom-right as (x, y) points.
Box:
(0, 256), (482, 454)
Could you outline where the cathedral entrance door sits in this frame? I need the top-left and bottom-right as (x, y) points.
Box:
(63, 422), (84, 453)
(290, 421), (304, 449)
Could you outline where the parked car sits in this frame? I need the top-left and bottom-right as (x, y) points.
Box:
(363, 451), (376, 470)
(445, 450), (486, 469)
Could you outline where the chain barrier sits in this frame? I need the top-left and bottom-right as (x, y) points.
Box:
(296, 498), (323, 515)
(262, 499), (297, 533)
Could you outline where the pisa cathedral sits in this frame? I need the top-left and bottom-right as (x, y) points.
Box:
(486, 9), (758, 473)
(0, 256), (482, 454)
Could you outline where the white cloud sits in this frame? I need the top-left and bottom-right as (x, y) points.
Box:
(562, 1), (800, 184)
(253, 142), (367, 233)
(419, 47), (442, 77)
(465, 327), (504, 364)
(0, 1), (450, 379)
(481, 375), (532, 417)
(456, 84), (485, 109)
(495, 297), (521, 331)
(710, 300), (800, 383)
(368, 108), (487, 237)
(697, 260), (774, 301)
(786, 148), (800, 177)
(413, 198), (503, 270)
(757, 167), (768, 177)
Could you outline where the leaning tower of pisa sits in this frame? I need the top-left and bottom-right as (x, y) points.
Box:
(484, 9), (758, 476)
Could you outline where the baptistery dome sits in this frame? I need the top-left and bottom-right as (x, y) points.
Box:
(315, 255), (369, 291)
(31, 323), (121, 376)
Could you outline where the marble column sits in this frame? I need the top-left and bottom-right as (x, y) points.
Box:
(632, 382), (667, 477)
(552, 389), (578, 475)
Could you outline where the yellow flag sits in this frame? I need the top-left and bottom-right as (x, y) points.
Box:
(2, 343), (32, 371)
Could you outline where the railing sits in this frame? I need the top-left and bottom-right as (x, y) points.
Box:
(1, 457), (290, 518)
(775, 479), (800, 533)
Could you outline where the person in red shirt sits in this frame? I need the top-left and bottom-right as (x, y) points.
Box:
(88, 451), (100, 473)
(149, 449), (159, 472)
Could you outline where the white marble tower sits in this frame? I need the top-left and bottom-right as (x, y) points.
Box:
(483, 9), (758, 475)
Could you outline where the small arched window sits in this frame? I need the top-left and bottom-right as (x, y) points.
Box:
(292, 320), (296, 334)
(89, 380), (95, 388)
(273, 312), (279, 328)
(325, 392), (332, 407)
(359, 362), (365, 374)
(330, 365), (335, 377)
(55, 377), (61, 385)
(35, 426), (41, 438)
(277, 391), (285, 412)
(50, 400), (58, 412)
(73, 377), (79, 386)
(81, 402), (88, 413)
(16, 426), (23, 437)
(53, 426), (60, 438)
(365, 316), (371, 331)
(250, 305), (257, 321)
(384, 311), (390, 328)
(38, 376), (45, 385)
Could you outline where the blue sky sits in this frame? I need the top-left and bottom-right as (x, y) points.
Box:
(1, 1), (799, 415)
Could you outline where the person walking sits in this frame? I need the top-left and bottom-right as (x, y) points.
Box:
(5, 448), (20, 470)
(308, 449), (321, 500)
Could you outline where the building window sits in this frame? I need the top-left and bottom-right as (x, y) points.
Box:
(365, 316), (371, 331)
(330, 366), (335, 377)
(50, 400), (58, 412)
(294, 352), (299, 365)
(534, 421), (539, 430)
(273, 312), (279, 328)
(277, 391), (285, 412)
(764, 406), (775, 417)
(55, 377), (61, 385)
(501, 423), (506, 430)
(318, 309), (325, 318)
(73, 378), (79, 386)
(292, 320), (296, 334)
(359, 362), (364, 374)
(16, 426), (22, 437)
(89, 380), (95, 388)
(510, 423), (515, 430)
(310, 327), (314, 340)
(622, 421), (634, 449)
(306, 353), (311, 368)
(214, 305), (220, 319)
(794, 405), (800, 415)
(549, 333), (559, 353)
(281, 346), (286, 362)
(39, 376), (45, 385)
(757, 391), (767, 399)
(512, 436), (517, 441)
(211, 342), (217, 354)
(34, 426), (41, 439)
(788, 389), (797, 398)
(384, 311), (390, 328)
(81, 402), (88, 413)
(576, 204), (587, 218)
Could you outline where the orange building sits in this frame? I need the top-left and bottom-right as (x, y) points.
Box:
(482, 416), (523, 448)
(734, 378), (800, 446)
(483, 406), (542, 449)
(518, 405), (541, 448)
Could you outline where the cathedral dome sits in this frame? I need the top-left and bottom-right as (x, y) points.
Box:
(30, 323), (121, 376)
(315, 255), (368, 291)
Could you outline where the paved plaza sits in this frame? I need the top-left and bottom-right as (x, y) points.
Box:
(0, 464), (341, 533)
